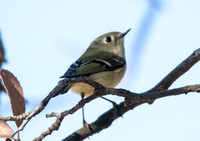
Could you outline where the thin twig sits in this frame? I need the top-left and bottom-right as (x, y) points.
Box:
(9, 77), (104, 137)
(33, 115), (64, 141)
(0, 112), (30, 121)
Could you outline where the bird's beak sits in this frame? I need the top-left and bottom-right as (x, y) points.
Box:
(118, 28), (131, 39)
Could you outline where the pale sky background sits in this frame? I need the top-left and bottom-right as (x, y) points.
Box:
(0, 0), (200, 141)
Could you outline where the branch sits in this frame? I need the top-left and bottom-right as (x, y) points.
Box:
(63, 48), (200, 140)
(1, 49), (200, 140)
(149, 48), (200, 92)
(0, 113), (29, 122)
(35, 84), (200, 141)
(3, 77), (105, 137)
(62, 84), (200, 141)
(33, 115), (64, 141)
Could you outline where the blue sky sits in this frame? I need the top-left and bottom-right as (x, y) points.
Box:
(0, 0), (200, 141)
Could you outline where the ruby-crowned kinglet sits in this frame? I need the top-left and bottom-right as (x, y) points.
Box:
(55, 29), (130, 98)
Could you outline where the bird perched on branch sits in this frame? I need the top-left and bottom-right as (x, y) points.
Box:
(54, 29), (130, 126)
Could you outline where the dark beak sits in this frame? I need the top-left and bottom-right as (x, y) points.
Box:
(118, 28), (131, 39)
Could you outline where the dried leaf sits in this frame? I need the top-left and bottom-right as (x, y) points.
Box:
(5, 138), (12, 141)
(0, 120), (13, 138)
(0, 69), (25, 127)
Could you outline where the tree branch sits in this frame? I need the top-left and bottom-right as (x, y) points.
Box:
(1, 49), (200, 141)
(63, 84), (200, 141)
(9, 77), (104, 137)
(63, 48), (200, 140)
(149, 48), (200, 92)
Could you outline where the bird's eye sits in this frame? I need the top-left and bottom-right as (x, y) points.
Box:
(105, 36), (112, 43)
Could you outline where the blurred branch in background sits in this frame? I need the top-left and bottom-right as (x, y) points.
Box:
(0, 31), (6, 68)
(128, 0), (162, 83)
(0, 31), (7, 103)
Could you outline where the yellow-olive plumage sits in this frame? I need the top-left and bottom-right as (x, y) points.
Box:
(55, 29), (130, 97)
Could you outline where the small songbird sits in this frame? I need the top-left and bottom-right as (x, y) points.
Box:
(54, 29), (130, 126)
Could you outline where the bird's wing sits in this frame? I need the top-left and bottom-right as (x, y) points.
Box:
(60, 51), (126, 78)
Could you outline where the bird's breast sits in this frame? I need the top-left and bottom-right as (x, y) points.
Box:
(71, 66), (126, 97)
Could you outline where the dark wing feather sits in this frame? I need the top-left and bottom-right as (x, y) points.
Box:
(60, 60), (82, 78)
(60, 51), (126, 78)
(56, 51), (125, 97)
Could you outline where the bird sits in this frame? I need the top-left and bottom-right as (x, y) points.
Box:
(54, 29), (130, 126)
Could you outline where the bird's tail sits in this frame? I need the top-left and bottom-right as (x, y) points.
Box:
(53, 84), (72, 98)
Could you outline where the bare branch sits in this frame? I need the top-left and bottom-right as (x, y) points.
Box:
(149, 48), (200, 92)
(0, 112), (30, 122)
(1, 49), (200, 140)
(9, 77), (104, 137)
(62, 48), (200, 140)
(63, 84), (200, 141)
(33, 115), (64, 141)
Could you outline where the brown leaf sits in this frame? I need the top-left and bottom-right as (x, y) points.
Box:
(5, 138), (12, 141)
(0, 69), (25, 127)
(0, 120), (13, 138)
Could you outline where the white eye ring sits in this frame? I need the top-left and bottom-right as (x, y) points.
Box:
(105, 36), (112, 43)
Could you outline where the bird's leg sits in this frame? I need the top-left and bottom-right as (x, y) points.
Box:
(80, 93), (94, 132)
(101, 96), (119, 117)
(81, 92), (88, 127)
(101, 96), (117, 107)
